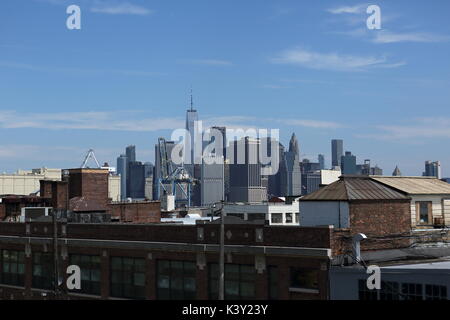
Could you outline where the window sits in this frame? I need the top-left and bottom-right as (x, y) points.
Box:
(295, 213), (300, 224)
(1, 250), (25, 287)
(110, 257), (145, 299)
(157, 260), (196, 300)
(290, 268), (319, 291)
(285, 213), (293, 223)
(271, 213), (282, 224)
(32, 252), (54, 290)
(401, 283), (423, 300)
(247, 213), (266, 221)
(209, 264), (256, 300)
(268, 266), (278, 300)
(425, 285), (447, 300)
(69, 254), (101, 296)
(380, 281), (400, 300)
(358, 279), (378, 300)
(416, 201), (432, 225)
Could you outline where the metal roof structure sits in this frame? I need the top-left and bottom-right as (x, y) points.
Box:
(371, 176), (450, 195)
(300, 176), (410, 201)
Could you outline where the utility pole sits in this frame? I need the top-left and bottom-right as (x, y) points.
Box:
(211, 201), (225, 300)
(53, 209), (59, 299)
(212, 201), (225, 300)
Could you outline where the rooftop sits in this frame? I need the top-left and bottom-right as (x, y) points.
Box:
(371, 176), (450, 195)
(300, 175), (410, 201)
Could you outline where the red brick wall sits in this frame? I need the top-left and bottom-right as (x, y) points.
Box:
(40, 180), (69, 210)
(67, 169), (109, 209)
(345, 200), (411, 252)
(108, 201), (161, 223)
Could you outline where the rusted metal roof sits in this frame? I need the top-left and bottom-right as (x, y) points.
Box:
(300, 176), (410, 201)
(371, 176), (450, 195)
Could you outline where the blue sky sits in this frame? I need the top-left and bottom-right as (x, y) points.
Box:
(1, 0), (450, 176)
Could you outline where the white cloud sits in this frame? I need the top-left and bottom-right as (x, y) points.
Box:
(90, 2), (153, 15)
(366, 118), (450, 140)
(327, 4), (367, 14)
(271, 47), (404, 72)
(372, 30), (450, 43)
(0, 111), (183, 132)
(0, 61), (164, 77)
(280, 119), (344, 129)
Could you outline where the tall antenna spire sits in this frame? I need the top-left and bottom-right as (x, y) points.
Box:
(190, 87), (194, 111)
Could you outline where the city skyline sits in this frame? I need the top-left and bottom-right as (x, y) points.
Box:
(1, 0), (450, 176)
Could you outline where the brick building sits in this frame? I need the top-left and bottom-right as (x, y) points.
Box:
(0, 220), (332, 300)
(300, 175), (412, 252)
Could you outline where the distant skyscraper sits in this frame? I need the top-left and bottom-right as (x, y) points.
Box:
(185, 91), (199, 168)
(289, 133), (299, 156)
(370, 166), (383, 176)
(392, 166), (402, 176)
(229, 137), (267, 203)
(201, 156), (225, 206)
(116, 154), (128, 200)
(424, 161), (442, 179)
(341, 151), (357, 175)
(318, 154), (325, 170)
(285, 133), (301, 195)
(128, 161), (146, 199)
(268, 140), (287, 197)
(300, 159), (321, 195)
(126, 145), (136, 163)
(331, 139), (343, 168)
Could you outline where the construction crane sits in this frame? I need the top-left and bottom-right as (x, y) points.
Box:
(80, 149), (101, 168)
(157, 137), (197, 207)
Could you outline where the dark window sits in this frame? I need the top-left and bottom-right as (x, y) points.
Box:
(425, 285), (447, 300)
(285, 213), (293, 223)
(401, 283), (423, 300)
(380, 281), (400, 300)
(32, 252), (54, 290)
(358, 279), (378, 300)
(1, 250), (25, 287)
(247, 213), (266, 221)
(69, 254), (101, 296)
(290, 268), (319, 290)
(271, 213), (282, 224)
(268, 266), (278, 300)
(156, 260), (196, 300)
(209, 264), (256, 300)
(110, 257), (145, 299)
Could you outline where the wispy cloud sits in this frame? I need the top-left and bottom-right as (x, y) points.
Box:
(327, 4), (367, 15)
(35, 0), (153, 16)
(0, 108), (347, 135)
(0, 111), (183, 132)
(0, 61), (164, 77)
(91, 1), (153, 15)
(361, 118), (450, 140)
(271, 47), (404, 72)
(279, 119), (344, 129)
(372, 30), (450, 43)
